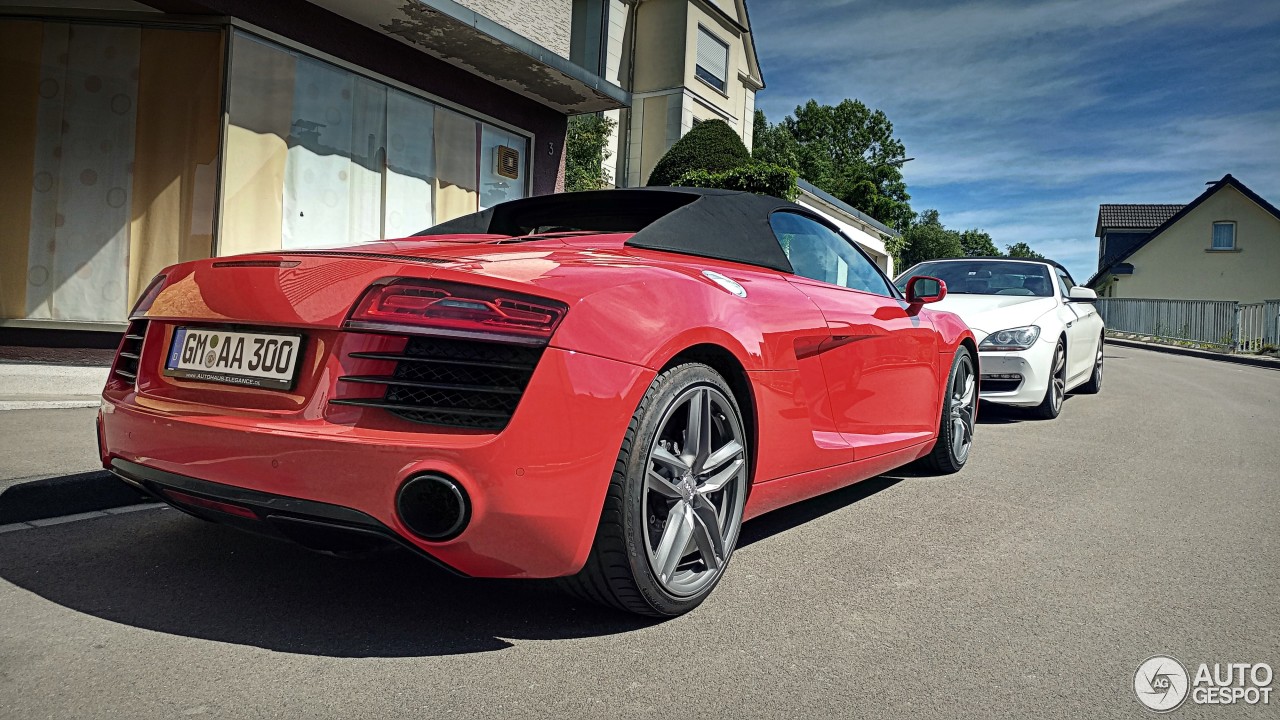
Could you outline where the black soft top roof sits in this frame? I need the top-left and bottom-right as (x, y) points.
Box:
(416, 187), (817, 273)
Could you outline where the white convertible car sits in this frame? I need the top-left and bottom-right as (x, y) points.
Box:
(895, 258), (1105, 419)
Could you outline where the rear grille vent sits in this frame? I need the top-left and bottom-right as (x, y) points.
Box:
(333, 337), (544, 430)
(114, 319), (149, 384)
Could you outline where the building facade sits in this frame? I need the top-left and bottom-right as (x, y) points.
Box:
(573, 0), (762, 188)
(1087, 175), (1280, 304)
(0, 0), (626, 331)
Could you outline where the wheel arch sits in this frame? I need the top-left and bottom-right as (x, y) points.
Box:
(959, 336), (979, 373)
(660, 343), (759, 488)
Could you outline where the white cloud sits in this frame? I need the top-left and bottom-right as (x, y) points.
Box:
(749, 0), (1280, 282)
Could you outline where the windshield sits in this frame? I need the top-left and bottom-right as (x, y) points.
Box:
(894, 260), (1054, 297)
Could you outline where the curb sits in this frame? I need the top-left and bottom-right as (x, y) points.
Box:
(0, 399), (102, 411)
(0, 470), (150, 524)
(1105, 337), (1280, 370)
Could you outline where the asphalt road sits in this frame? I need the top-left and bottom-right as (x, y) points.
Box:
(1, 345), (1276, 719)
(0, 408), (101, 488)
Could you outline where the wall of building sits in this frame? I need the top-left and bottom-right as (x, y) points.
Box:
(630, 0), (688, 93)
(619, 0), (759, 186)
(682, 2), (752, 140)
(458, 0), (572, 58)
(1108, 186), (1280, 304)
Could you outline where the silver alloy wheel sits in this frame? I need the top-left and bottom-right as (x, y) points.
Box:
(643, 385), (747, 597)
(1051, 343), (1066, 412)
(950, 353), (977, 462)
(1094, 343), (1104, 383)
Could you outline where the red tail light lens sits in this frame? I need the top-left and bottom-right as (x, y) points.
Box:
(130, 273), (167, 318)
(346, 280), (569, 344)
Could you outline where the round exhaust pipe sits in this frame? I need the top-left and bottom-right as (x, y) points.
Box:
(396, 473), (470, 541)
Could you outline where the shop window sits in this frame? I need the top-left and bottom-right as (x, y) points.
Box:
(0, 19), (221, 324)
(222, 32), (529, 254)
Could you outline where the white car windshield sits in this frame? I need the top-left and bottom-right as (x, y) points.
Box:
(895, 260), (1054, 297)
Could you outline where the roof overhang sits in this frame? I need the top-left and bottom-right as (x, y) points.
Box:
(304, 0), (630, 114)
(796, 179), (898, 238)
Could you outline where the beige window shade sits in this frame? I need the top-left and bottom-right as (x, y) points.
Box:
(0, 20), (43, 320)
(128, 27), (224, 302)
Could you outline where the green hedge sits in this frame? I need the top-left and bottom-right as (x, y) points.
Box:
(646, 119), (751, 186)
(675, 163), (799, 200)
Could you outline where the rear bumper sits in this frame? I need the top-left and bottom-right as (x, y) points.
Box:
(100, 347), (656, 578)
(111, 458), (460, 570)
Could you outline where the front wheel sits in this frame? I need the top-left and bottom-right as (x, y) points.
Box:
(561, 363), (749, 617)
(1076, 334), (1104, 394)
(1030, 339), (1066, 419)
(921, 346), (977, 474)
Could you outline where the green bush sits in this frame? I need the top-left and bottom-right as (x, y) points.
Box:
(646, 119), (751, 186)
(675, 163), (799, 200)
(565, 114), (617, 192)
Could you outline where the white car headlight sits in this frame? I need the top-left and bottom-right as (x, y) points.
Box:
(979, 325), (1041, 351)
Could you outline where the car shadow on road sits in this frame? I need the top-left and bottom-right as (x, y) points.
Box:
(976, 400), (1027, 424)
(0, 475), (904, 659)
(0, 510), (647, 658)
(739, 476), (900, 547)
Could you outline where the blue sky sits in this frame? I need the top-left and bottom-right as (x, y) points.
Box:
(748, 0), (1280, 282)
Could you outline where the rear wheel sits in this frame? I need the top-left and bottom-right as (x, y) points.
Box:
(561, 363), (749, 617)
(921, 346), (976, 474)
(1076, 334), (1104, 394)
(1030, 339), (1066, 419)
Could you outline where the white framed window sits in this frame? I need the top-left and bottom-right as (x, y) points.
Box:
(1211, 221), (1236, 250)
(695, 26), (729, 93)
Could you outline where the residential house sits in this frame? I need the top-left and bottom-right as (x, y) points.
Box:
(1, 0), (627, 333)
(582, 0), (898, 270)
(1087, 174), (1280, 304)
(577, 0), (763, 188)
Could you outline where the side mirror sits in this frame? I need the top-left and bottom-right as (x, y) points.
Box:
(1068, 286), (1097, 302)
(906, 276), (947, 306)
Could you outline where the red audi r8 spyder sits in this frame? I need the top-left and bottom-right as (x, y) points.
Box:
(99, 188), (976, 617)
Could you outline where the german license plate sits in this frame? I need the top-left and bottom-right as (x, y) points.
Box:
(164, 327), (302, 390)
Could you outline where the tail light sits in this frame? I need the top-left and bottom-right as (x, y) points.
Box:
(130, 273), (167, 318)
(346, 279), (568, 345)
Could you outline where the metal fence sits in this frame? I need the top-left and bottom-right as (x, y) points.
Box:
(1096, 298), (1280, 352)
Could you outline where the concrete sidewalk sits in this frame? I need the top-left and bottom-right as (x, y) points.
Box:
(0, 406), (148, 523)
(0, 363), (109, 410)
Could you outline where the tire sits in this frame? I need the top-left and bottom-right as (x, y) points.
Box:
(560, 363), (749, 617)
(1030, 339), (1066, 420)
(1076, 334), (1104, 394)
(921, 346), (977, 474)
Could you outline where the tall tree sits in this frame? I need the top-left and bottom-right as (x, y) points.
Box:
(565, 114), (616, 192)
(959, 229), (1000, 257)
(752, 109), (798, 170)
(898, 209), (963, 269)
(1005, 242), (1044, 259)
(772, 100), (914, 232)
